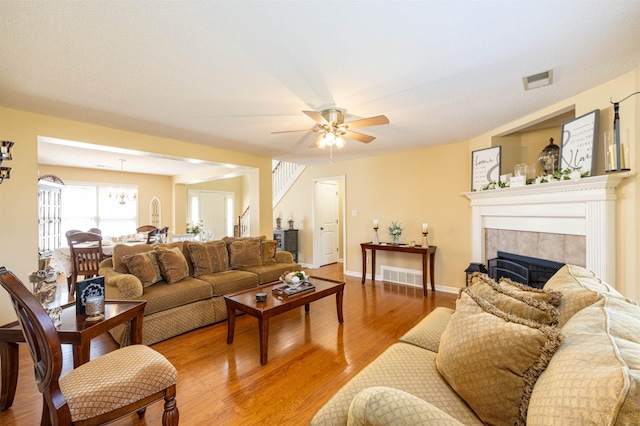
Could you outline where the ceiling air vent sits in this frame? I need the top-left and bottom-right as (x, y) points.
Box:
(522, 70), (553, 91)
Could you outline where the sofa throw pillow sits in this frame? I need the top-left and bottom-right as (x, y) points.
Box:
(228, 239), (263, 268)
(187, 241), (229, 277)
(261, 240), (278, 265)
(468, 273), (559, 326)
(154, 246), (189, 284)
(499, 277), (563, 307)
(436, 289), (563, 426)
(121, 251), (163, 287)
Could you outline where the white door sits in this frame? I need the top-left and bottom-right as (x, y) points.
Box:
(315, 181), (339, 266)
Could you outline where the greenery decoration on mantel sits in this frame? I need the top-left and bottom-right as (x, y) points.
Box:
(477, 167), (590, 191)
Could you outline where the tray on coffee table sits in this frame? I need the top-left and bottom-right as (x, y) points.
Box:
(272, 283), (315, 296)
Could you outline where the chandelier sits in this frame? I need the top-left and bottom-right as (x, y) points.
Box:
(109, 159), (137, 205)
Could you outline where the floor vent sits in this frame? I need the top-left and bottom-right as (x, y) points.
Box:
(381, 266), (423, 288)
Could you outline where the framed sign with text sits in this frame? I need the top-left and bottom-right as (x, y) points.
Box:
(471, 146), (501, 190)
(559, 109), (599, 176)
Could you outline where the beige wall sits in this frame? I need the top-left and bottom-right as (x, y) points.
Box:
(275, 141), (472, 289)
(0, 107), (273, 324)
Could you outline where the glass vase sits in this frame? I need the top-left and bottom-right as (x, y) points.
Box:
(391, 234), (400, 245)
(33, 280), (61, 326)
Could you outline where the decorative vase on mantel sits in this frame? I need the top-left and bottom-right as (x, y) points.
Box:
(391, 233), (400, 245)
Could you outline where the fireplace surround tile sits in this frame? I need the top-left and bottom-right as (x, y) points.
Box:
(537, 233), (564, 264)
(485, 229), (585, 268)
(516, 231), (538, 259)
(564, 235), (586, 266)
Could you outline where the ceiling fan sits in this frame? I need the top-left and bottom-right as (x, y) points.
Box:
(272, 109), (390, 152)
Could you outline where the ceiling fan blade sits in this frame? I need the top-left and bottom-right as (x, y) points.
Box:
(345, 115), (389, 129)
(272, 128), (315, 134)
(344, 130), (376, 143)
(303, 110), (329, 125)
(309, 134), (325, 148)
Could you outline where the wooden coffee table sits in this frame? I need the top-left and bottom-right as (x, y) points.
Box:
(224, 277), (345, 365)
(0, 299), (146, 411)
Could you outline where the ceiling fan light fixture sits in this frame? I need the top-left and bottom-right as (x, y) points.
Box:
(324, 132), (335, 146)
(335, 136), (345, 149)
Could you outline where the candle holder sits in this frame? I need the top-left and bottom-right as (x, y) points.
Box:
(373, 227), (379, 244)
(422, 232), (429, 248)
(606, 91), (639, 172)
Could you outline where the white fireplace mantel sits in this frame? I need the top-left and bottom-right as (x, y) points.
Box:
(463, 174), (630, 284)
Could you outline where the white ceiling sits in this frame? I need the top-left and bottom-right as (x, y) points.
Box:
(1, 1), (640, 176)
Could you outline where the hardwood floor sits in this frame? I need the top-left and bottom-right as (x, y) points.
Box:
(0, 263), (457, 425)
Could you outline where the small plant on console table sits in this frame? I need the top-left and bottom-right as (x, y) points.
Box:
(388, 221), (403, 245)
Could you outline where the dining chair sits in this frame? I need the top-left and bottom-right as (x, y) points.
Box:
(137, 225), (157, 233)
(158, 226), (169, 243)
(67, 232), (103, 296)
(0, 266), (179, 425)
(87, 228), (101, 235)
(146, 228), (160, 244)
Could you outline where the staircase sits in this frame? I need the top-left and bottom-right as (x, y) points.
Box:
(272, 160), (305, 207)
(237, 206), (250, 237)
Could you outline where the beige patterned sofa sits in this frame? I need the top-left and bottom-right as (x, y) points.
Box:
(311, 265), (640, 425)
(99, 236), (301, 345)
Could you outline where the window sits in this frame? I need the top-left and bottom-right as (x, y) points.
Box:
(61, 183), (138, 244)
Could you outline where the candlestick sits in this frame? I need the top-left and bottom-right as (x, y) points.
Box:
(373, 228), (380, 244)
(422, 232), (429, 248)
(422, 223), (428, 233)
(373, 219), (379, 229)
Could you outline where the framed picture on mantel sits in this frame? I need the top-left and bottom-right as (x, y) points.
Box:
(559, 109), (599, 176)
(471, 146), (501, 191)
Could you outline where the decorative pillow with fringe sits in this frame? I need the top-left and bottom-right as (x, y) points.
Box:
(499, 277), (563, 307)
(467, 273), (559, 326)
(436, 289), (563, 426)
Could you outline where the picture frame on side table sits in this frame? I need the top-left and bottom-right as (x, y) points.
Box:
(471, 146), (501, 191)
(75, 276), (105, 315)
(559, 109), (599, 176)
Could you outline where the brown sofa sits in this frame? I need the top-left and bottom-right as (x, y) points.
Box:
(98, 236), (301, 345)
(311, 265), (640, 425)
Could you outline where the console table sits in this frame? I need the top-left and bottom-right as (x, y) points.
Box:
(361, 243), (437, 296)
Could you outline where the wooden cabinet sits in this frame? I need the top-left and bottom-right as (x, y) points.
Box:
(273, 229), (298, 263)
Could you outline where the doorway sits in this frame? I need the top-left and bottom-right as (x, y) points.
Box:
(187, 190), (234, 239)
(313, 177), (345, 269)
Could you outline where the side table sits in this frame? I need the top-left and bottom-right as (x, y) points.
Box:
(361, 242), (437, 296)
(0, 299), (146, 411)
